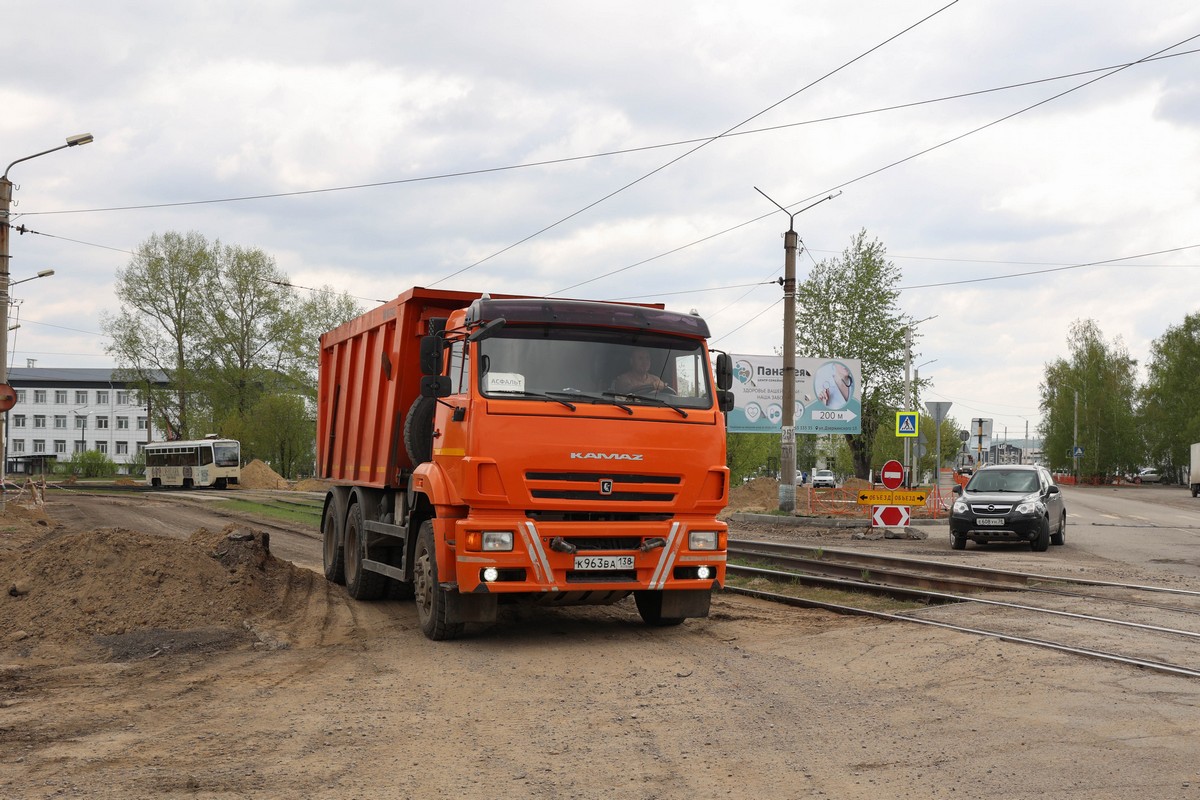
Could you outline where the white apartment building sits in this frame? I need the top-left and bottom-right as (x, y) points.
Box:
(5, 367), (168, 475)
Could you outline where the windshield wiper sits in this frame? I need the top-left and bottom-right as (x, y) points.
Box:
(487, 390), (576, 411)
(603, 390), (688, 418)
(546, 391), (633, 415)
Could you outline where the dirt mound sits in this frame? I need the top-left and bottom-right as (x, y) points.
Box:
(293, 478), (331, 493)
(1, 524), (337, 663)
(238, 459), (289, 489)
(725, 477), (782, 515)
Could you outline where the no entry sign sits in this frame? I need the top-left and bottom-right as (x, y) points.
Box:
(880, 459), (905, 490)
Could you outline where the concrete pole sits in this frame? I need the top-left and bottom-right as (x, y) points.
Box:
(779, 228), (798, 512)
(903, 328), (911, 487)
(1073, 390), (1079, 479)
(1, 175), (12, 509)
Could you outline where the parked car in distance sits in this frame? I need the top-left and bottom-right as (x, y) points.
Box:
(1134, 468), (1161, 484)
(949, 464), (1066, 552)
(811, 469), (837, 489)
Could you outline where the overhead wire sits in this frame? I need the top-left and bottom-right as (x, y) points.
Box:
(429, 0), (964, 288)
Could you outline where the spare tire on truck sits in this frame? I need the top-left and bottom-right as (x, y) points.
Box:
(404, 396), (437, 465)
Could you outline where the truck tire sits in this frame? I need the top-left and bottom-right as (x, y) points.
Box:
(413, 520), (464, 640)
(404, 397), (437, 465)
(1031, 517), (1051, 552)
(344, 502), (387, 600)
(633, 590), (686, 627)
(322, 502), (346, 585)
(1192, 484), (1198, 498)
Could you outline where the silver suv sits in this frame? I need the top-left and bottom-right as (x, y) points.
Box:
(949, 464), (1066, 552)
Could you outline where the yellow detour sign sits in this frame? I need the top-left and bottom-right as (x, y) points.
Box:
(857, 489), (928, 506)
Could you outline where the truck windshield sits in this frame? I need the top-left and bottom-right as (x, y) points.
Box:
(477, 327), (713, 409)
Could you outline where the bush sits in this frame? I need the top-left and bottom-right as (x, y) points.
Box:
(61, 450), (118, 479)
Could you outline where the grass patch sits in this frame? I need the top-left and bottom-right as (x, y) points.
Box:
(214, 498), (322, 527)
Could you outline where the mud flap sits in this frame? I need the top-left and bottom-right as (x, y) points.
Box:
(659, 589), (711, 619)
(444, 584), (498, 624)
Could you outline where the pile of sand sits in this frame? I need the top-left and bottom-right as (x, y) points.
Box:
(725, 477), (782, 515)
(238, 459), (290, 490)
(1, 524), (321, 662)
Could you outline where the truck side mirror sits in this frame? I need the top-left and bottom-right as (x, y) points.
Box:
(420, 375), (452, 399)
(419, 335), (445, 376)
(714, 352), (733, 391)
(717, 390), (735, 413)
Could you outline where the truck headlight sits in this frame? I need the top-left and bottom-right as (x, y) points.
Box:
(482, 531), (514, 551)
(689, 531), (719, 551)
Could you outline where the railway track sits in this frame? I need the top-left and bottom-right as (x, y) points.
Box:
(727, 538), (1200, 679)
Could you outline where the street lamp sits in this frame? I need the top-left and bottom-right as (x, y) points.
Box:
(1, 135), (93, 507)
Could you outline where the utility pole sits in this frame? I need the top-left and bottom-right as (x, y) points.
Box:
(1073, 390), (1079, 479)
(1, 134), (93, 511)
(903, 328), (911, 486)
(755, 188), (839, 513)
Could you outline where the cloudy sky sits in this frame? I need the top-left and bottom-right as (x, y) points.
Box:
(5, 1), (1198, 443)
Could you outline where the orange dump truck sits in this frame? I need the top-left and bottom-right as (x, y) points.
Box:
(317, 287), (734, 639)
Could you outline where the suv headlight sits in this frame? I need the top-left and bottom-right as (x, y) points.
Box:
(952, 499), (968, 514)
(1015, 494), (1043, 515)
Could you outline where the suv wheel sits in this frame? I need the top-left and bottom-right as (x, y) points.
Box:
(1050, 511), (1066, 546)
(950, 530), (966, 550)
(1031, 517), (1051, 552)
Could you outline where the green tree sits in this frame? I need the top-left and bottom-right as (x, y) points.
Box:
(103, 231), (362, 450)
(726, 433), (778, 485)
(1139, 312), (1200, 471)
(237, 394), (315, 479)
(103, 231), (212, 439)
(1040, 319), (1139, 478)
(794, 229), (914, 479)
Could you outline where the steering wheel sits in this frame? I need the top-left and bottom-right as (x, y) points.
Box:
(629, 383), (676, 395)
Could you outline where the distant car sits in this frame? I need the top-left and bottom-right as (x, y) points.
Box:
(949, 464), (1066, 552)
(1134, 468), (1161, 484)
(811, 469), (836, 489)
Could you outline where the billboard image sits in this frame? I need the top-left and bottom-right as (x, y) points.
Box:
(727, 354), (862, 434)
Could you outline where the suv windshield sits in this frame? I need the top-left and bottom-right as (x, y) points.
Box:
(965, 469), (1040, 494)
(477, 326), (713, 409)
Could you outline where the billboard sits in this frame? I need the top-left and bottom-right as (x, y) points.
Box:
(727, 354), (862, 434)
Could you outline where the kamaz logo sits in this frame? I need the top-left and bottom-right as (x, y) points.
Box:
(570, 452), (644, 461)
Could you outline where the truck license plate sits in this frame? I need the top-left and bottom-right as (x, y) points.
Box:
(574, 555), (635, 571)
(975, 517), (1005, 526)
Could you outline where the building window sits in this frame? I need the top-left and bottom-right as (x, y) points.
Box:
(116, 391), (130, 405)
(116, 416), (129, 430)
(97, 390), (110, 404)
(33, 415), (46, 429)
(12, 440), (24, 453)
(96, 416), (110, 430)
(55, 440), (67, 454)
(74, 441), (86, 454)
(55, 390), (68, 404)
(34, 390), (46, 403)
(16, 390), (26, 404)
(12, 415), (25, 428)
(76, 390), (88, 404)
(54, 415), (67, 429)
(75, 416), (87, 430)
(95, 441), (108, 454)
(116, 441), (129, 456)
(33, 440), (46, 454)
(137, 417), (148, 431)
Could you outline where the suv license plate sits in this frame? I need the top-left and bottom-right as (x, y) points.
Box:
(975, 517), (1005, 526)
(574, 555), (635, 571)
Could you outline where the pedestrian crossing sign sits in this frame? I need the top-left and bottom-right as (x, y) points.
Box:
(896, 412), (918, 438)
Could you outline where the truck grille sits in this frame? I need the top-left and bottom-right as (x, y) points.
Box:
(525, 471), (680, 503)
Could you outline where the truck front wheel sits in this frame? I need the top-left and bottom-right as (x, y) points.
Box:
(414, 521), (465, 641)
(634, 590), (687, 627)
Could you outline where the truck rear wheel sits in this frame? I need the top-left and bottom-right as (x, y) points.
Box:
(413, 520), (464, 640)
(344, 502), (387, 600)
(322, 502), (345, 585)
